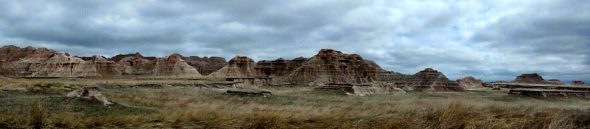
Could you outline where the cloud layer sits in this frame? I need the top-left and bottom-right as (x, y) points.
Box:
(1, 0), (588, 82)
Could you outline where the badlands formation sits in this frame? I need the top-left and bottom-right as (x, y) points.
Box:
(5, 45), (586, 92)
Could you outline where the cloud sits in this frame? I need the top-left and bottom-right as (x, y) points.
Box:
(0, 0), (588, 82)
(469, 0), (590, 81)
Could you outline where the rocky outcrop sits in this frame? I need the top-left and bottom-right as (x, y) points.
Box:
(0, 46), (209, 77)
(111, 53), (202, 76)
(183, 56), (226, 75)
(80, 56), (122, 76)
(153, 54), (202, 77)
(112, 53), (157, 75)
(513, 73), (546, 84)
(397, 68), (464, 91)
(256, 57), (309, 77)
(457, 76), (484, 89)
(0, 46), (102, 77)
(0, 45), (57, 76)
(287, 49), (385, 85)
(572, 80), (586, 85)
(26, 53), (98, 77)
(209, 56), (261, 77)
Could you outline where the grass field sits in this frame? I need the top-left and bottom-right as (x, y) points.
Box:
(1, 78), (590, 129)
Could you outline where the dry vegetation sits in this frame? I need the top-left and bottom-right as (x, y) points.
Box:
(1, 78), (590, 129)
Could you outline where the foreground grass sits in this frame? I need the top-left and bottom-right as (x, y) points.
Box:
(1, 78), (590, 128)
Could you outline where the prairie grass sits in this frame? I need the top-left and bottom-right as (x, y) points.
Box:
(0, 78), (590, 128)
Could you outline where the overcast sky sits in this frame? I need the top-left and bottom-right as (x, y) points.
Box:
(0, 0), (588, 82)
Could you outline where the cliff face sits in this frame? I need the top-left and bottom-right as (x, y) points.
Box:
(0, 46), (205, 77)
(254, 57), (309, 84)
(80, 56), (122, 76)
(0, 45), (56, 62)
(0, 45), (57, 76)
(286, 49), (386, 85)
(182, 56), (226, 75)
(572, 80), (586, 85)
(255, 57), (309, 77)
(28, 53), (98, 77)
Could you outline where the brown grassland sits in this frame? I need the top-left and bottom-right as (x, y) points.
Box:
(1, 77), (590, 129)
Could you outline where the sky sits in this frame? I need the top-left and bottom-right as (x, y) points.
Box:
(0, 0), (589, 82)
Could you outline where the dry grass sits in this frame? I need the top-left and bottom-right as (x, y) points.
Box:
(1, 78), (590, 128)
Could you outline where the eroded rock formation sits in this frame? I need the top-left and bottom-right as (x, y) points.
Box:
(513, 73), (546, 84)
(80, 56), (122, 76)
(572, 80), (586, 85)
(0, 45), (57, 76)
(287, 49), (385, 85)
(9, 45), (583, 93)
(205, 49), (466, 92)
(396, 68), (464, 91)
(111, 53), (202, 76)
(457, 76), (484, 89)
(183, 56), (226, 75)
(256, 57), (309, 77)
(0, 46), (206, 77)
(210, 56), (261, 77)
(0, 45), (104, 77)
(255, 57), (309, 84)
(153, 54), (201, 77)
(0, 45), (56, 62)
(112, 53), (157, 75)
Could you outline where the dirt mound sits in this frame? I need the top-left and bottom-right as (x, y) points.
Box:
(255, 57), (309, 84)
(2, 51), (101, 77)
(79, 55), (122, 76)
(0, 45), (56, 62)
